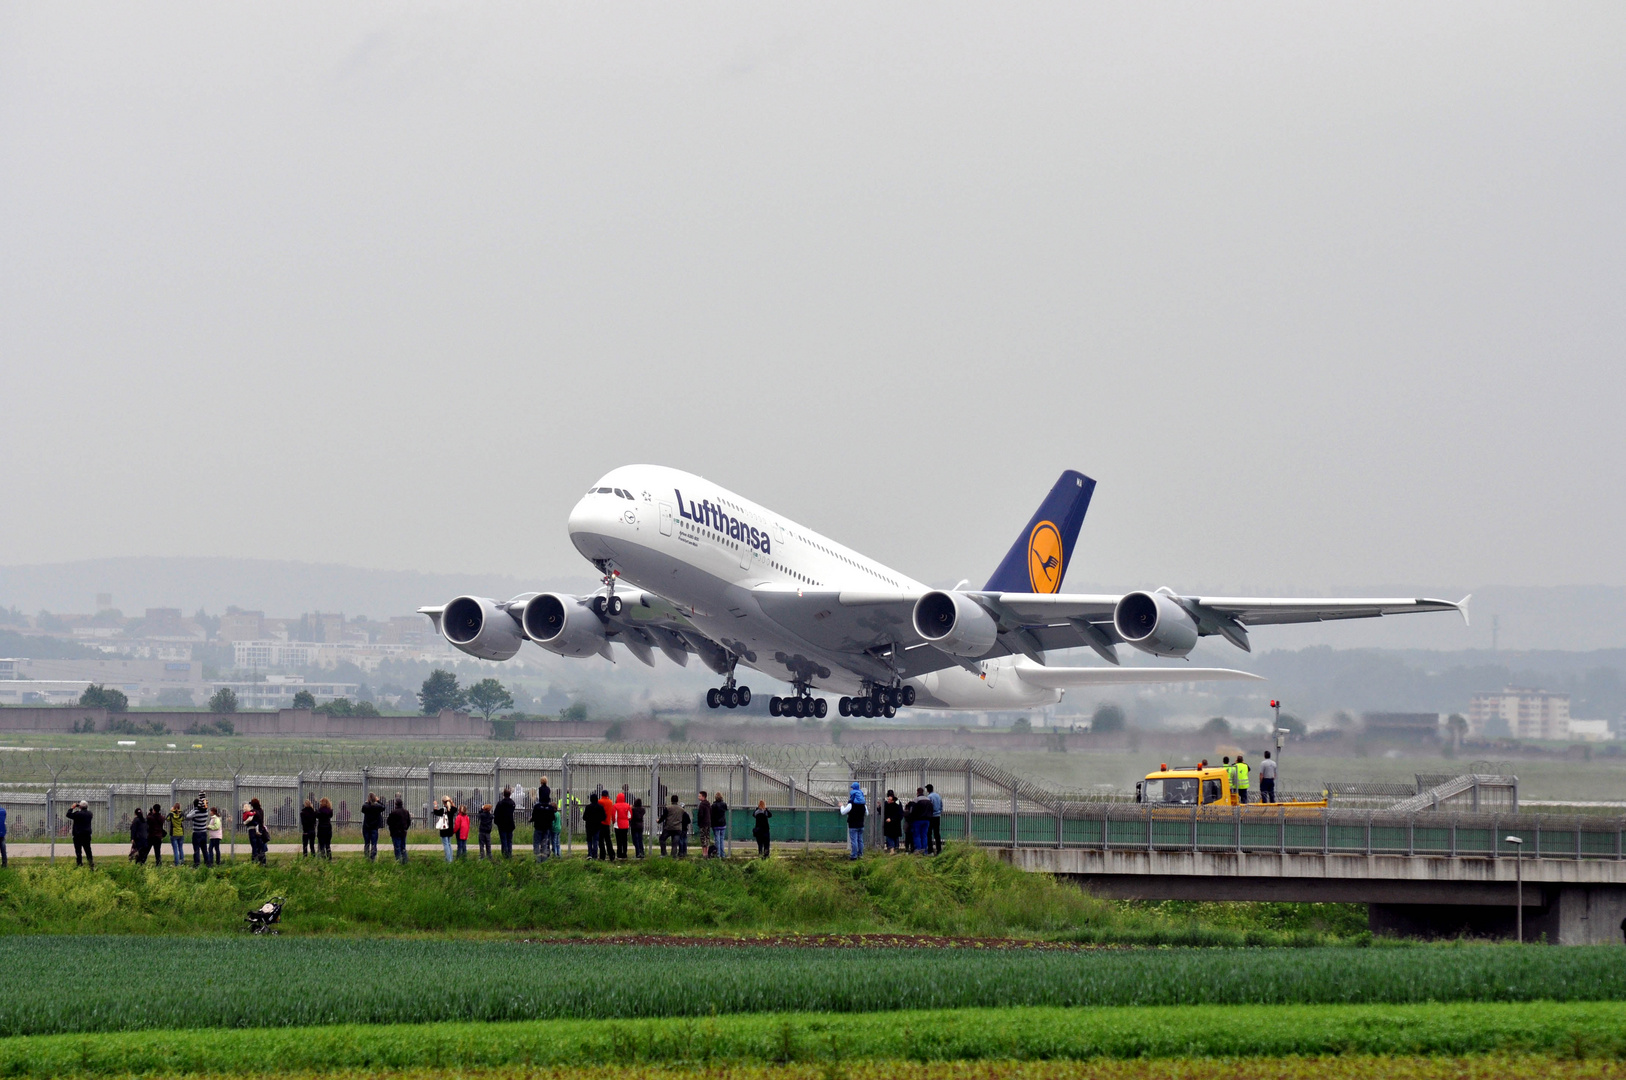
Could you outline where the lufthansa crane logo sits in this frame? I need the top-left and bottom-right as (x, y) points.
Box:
(1027, 520), (1064, 593)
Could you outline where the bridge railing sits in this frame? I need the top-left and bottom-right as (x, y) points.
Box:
(990, 803), (1626, 860)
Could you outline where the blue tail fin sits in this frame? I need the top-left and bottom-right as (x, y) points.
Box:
(982, 470), (1095, 594)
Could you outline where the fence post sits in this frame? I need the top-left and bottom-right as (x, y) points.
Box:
(956, 764), (969, 839)
(1450, 815), (1457, 858)
(1279, 804), (1286, 855)
(1191, 805), (1198, 853)
(1534, 819), (1541, 859)
(231, 772), (240, 862)
(741, 756), (749, 818)
(805, 765), (813, 849)
(1408, 815), (1414, 857)
(1146, 804), (1153, 853)
(296, 773), (305, 823)
(1365, 813), (1372, 857)
(1010, 789), (1017, 849)
(1056, 809), (1063, 849)
(1322, 809), (1328, 856)
(427, 762), (435, 811)
(1235, 806), (1242, 855)
(1576, 822), (1583, 861)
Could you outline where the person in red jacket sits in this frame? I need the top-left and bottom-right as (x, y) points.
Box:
(453, 804), (471, 859)
(612, 792), (632, 860)
(598, 791), (616, 861)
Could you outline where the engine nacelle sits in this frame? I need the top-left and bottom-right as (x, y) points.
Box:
(440, 595), (525, 661)
(912, 590), (998, 657)
(1113, 590), (1199, 657)
(521, 592), (610, 659)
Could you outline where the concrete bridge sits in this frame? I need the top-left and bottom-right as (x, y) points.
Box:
(996, 836), (1626, 944)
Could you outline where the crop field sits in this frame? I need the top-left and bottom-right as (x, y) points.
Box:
(21, 1063), (1617, 1080)
(2, 1003), (1626, 1076)
(1, 937), (1622, 1037)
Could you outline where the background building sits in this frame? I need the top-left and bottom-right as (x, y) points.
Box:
(1468, 687), (1571, 740)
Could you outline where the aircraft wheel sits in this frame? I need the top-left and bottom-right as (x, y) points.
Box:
(737, 687), (751, 707)
(706, 688), (721, 709)
(902, 685), (916, 706)
(838, 697), (851, 717)
(814, 698), (828, 719)
(797, 697), (811, 719)
(593, 596), (608, 616)
(768, 696), (782, 717)
(608, 596), (623, 615)
(723, 687), (739, 708)
(884, 705), (896, 719)
(862, 699), (878, 719)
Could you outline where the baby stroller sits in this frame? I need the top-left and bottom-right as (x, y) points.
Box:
(246, 897), (284, 935)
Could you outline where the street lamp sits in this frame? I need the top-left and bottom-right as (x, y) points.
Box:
(1505, 835), (1524, 943)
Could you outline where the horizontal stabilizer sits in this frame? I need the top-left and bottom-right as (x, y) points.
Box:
(1015, 664), (1263, 689)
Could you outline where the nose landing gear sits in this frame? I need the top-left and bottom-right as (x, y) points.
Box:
(591, 566), (624, 616)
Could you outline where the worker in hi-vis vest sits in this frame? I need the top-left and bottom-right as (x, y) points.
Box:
(1235, 755), (1250, 804)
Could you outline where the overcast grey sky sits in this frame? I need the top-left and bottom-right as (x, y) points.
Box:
(3, 3), (1623, 596)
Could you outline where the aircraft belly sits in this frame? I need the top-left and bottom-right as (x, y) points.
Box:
(604, 533), (870, 694)
(906, 665), (1061, 710)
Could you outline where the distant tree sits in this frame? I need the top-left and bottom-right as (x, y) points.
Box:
(352, 700), (380, 717)
(603, 720), (625, 742)
(1200, 716), (1232, 736)
(418, 670), (466, 715)
(466, 678), (515, 721)
(1446, 713), (1469, 751)
(1011, 716), (1032, 733)
(79, 684), (129, 713)
(155, 687), (196, 708)
(208, 686), (238, 713)
(1091, 702), (1127, 733)
(315, 697), (354, 717)
(291, 689), (316, 709)
(1274, 713), (1306, 738)
(560, 702), (589, 723)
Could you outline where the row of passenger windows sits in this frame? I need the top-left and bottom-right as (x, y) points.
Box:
(792, 533), (898, 588)
(771, 562), (820, 587)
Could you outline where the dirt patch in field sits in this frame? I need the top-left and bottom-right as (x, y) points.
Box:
(516, 933), (1094, 949)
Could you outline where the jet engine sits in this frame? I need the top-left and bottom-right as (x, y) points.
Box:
(1113, 590), (1199, 657)
(912, 590), (998, 657)
(522, 592), (610, 659)
(440, 595), (525, 661)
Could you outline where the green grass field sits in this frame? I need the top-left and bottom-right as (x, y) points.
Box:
(0, 937), (1620, 1037)
(0, 844), (1367, 944)
(2, 1003), (1625, 1076)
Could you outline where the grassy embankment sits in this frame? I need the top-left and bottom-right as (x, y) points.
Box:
(3, 1004), (1626, 1076)
(0, 843), (1366, 943)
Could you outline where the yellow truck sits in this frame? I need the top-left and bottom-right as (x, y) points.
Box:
(1135, 762), (1327, 809)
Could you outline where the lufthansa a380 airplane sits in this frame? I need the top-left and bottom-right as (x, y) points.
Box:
(421, 466), (1467, 719)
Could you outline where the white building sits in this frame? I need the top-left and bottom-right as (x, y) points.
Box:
(1566, 719), (1615, 742)
(1468, 687), (1571, 741)
(209, 675), (360, 710)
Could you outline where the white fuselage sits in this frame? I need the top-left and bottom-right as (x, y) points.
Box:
(566, 465), (1060, 709)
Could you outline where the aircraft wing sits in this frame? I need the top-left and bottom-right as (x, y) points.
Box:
(1014, 664), (1264, 688)
(1176, 595), (1470, 626)
(751, 584), (1468, 680)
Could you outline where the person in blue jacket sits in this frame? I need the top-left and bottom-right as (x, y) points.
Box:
(844, 781), (867, 860)
(0, 802), (8, 868)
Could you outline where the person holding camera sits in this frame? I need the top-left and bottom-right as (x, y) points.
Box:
(188, 794), (211, 867)
(66, 800), (95, 868)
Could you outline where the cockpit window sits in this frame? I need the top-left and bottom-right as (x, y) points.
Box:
(614, 488), (630, 499)
(596, 487), (613, 494)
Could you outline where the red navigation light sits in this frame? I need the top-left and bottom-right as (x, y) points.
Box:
(1270, 700), (1279, 709)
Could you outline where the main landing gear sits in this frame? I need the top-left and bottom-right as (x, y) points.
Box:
(769, 691), (826, 719)
(838, 684), (914, 718)
(706, 682), (751, 709)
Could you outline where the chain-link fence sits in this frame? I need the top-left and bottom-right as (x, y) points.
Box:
(2, 747), (1619, 862)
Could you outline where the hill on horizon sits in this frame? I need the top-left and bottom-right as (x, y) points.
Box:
(0, 556), (595, 621)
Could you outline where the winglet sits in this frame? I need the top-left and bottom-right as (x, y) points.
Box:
(1457, 594), (1471, 627)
